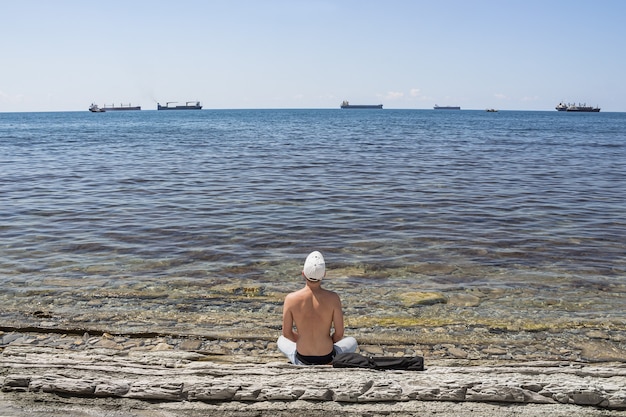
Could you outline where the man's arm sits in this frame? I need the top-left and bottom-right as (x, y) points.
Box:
(331, 295), (345, 343)
(282, 297), (299, 342)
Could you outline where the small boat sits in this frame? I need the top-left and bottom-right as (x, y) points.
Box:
(157, 101), (203, 110)
(486, 108), (498, 112)
(89, 103), (105, 112)
(340, 100), (383, 109)
(434, 105), (460, 110)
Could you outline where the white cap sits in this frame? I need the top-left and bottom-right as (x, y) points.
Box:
(303, 251), (325, 281)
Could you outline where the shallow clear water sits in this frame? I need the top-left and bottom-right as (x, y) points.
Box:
(1, 109), (625, 334)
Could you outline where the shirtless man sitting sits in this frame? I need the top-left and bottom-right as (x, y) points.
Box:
(277, 251), (358, 365)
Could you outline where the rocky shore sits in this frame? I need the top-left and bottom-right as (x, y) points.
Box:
(2, 330), (626, 417)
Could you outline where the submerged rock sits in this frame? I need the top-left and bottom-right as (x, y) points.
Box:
(398, 291), (448, 306)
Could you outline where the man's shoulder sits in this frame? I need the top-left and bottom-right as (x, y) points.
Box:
(285, 286), (340, 300)
(319, 287), (341, 302)
(285, 288), (307, 301)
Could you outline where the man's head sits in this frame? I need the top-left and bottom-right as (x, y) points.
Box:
(303, 251), (325, 282)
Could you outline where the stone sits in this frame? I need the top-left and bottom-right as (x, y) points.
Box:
(483, 347), (508, 355)
(398, 291), (448, 307)
(570, 389), (607, 406)
(152, 342), (173, 351)
(2, 375), (30, 389)
(447, 293), (482, 307)
(222, 341), (241, 350)
(360, 345), (384, 355)
(466, 386), (527, 403)
(300, 388), (334, 401)
(448, 347), (469, 358)
(94, 382), (131, 397)
(359, 380), (403, 402)
(125, 381), (183, 401)
(42, 378), (96, 395)
(257, 387), (305, 401)
(2, 333), (22, 345)
(186, 383), (238, 401)
(577, 340), (626, 362)
(179, 339), (202, 351)
(95, 339), (121, 349)
(607, 391), (626, 409)
(585, 330), (610, 340)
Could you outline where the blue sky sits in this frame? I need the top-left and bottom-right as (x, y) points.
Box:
(2, 0), (625, 112)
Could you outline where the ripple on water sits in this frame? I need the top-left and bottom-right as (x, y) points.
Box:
(1, 110), (625, 358)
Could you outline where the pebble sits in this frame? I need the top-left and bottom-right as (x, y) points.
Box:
(483, 347), (509, 355)
(153, 342), (173, 351)
(96, 339), (121, 350)
(180, 339), (202, 351)
(448, 347), (469, 358)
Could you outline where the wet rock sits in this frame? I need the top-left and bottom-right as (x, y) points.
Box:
(586, 330), (610, 340)
(447, 293), (482, 307)
(398, 291), (448, 307)
(577, 340), (626, 362)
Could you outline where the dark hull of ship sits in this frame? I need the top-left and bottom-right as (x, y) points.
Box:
(556, 103), (600, 112)
(157, 103), (202, 110)
(102, 106), (141, 111)
(566, 107), (600, 112)
(434, 106), (460, 110)
(340, 104), (383, 109)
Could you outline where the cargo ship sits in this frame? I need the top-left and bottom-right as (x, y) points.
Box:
(102, 103), (141, 111)
(555, 102), (600, 112)
(89, 103), (141, 112)
(157, 101), (203, 110)
(433, 105), (460, 110)
(340, 100), (383, 109)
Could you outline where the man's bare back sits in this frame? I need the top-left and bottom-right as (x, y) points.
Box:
(277, 251), (357, 365)
(281, 282), (345, 356)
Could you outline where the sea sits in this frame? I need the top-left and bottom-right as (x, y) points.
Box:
(1, 109), (625, 341)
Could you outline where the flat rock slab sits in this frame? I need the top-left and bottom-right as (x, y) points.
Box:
(2, 345), (626, 416)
